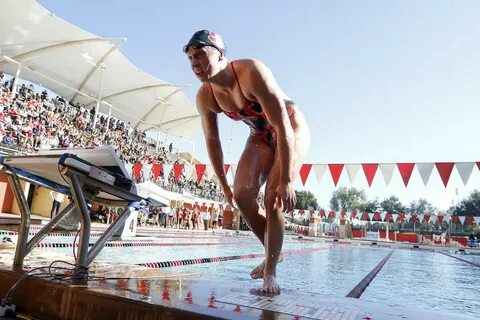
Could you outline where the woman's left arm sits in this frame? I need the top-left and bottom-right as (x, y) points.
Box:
(248, 60), (295, 211)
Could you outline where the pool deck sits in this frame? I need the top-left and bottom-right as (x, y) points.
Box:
(0, 225), (477, 319)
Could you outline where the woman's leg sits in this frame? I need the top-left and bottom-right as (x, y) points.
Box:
(262, 123), (311, 293)
(233, 135), (274, 245)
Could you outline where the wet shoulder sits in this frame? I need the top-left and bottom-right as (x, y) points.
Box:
(196, 83), (221, 113)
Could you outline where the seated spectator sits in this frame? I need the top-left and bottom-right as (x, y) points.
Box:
(2, 130), (15, 145)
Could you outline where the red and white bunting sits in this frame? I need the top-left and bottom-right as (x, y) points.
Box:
(230, 165), (237, 181)
(313, 164), (328, 184)
(224, 164), (231, 175)
(362, 163), (378, 187)
(477, 162), (480, 171)
(345, 164), (361, 185)
(345, 211), (351, 220)
(125, 162), (133, 178)
(418, 214), (424, 223)
(379, 164), (395, 186)
(397, 163), (415, 187)
(133, 163), (143, 180)
(429, 215), (437, 224)
(335, 211), (341, 219)
(416, 163), (434, 186)
(458, 215), (466, 225)
(142, 163), (153, 179)
(328, 164), (344, 187)
(299, 164), (312, 186)
(405, 214), (411, 222)
(184, 163), (195, 180)
(152, 163), (162, 182)
(455, 162), (475, 186)
(391, 214), (398, 222)
(173, 164), (184, 181)
(437, 215), (444, 223)
(195, 164), (206, 182)
(473, 217), (480, 225)
(435, 163), (455, 187)
(205, 164), (215, 180)
(368, 213), (374, 221)
(379, 212), (386, 221)
(163, 164), (173, 178)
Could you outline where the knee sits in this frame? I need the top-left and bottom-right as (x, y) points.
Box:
(264, 192), (276, 212)
(233, 187), (257, 210)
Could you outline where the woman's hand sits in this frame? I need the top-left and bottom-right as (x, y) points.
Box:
(223, 186), (236, 209)
(276, 183), (296, 212)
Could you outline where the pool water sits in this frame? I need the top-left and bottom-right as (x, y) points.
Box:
(20, 231), (480, 318)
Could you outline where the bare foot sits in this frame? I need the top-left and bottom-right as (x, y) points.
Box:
(250, 253), (285, 279)
(262, 274), (281, 294)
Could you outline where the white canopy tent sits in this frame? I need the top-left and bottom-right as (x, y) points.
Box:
(0, 0), (201, 139)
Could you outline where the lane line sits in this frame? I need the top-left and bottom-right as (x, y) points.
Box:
(345, 250), (394, 298)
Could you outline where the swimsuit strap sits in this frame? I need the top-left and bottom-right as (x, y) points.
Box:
(230, 62), (249, 103)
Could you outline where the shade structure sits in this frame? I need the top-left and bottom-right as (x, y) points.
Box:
(0, 0), (201, 139)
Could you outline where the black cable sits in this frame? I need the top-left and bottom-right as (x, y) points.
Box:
(72, 229), (81, 260)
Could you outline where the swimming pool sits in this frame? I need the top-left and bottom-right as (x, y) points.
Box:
(9, 229), (480, 318)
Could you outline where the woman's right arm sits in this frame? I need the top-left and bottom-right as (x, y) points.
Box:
(196, 90), (229, 191)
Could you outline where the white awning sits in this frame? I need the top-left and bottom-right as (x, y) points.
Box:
(0, 0), (201, 139)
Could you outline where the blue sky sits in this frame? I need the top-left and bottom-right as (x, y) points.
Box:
(37, 0), (480, 210)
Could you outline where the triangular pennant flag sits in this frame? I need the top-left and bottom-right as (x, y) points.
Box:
(405, 214), (411, 222)
(398, 214), (404, 222)
(477, 162), (480, 171)
(319, 210), (326, 218)
(411, 214), (417, 222)
(424, 214), (430, 222)
(380, 212), (387, 222)
(299, 164), (312, 186)
(346, 212), (351, 220)
(328, 164), (344, 186)
(345, 164), (361, 185)
(184, 163), (195, 180)
(195, 164), (206, 183)
(224, 164), (230, 175)
(173, 164), (184, 181)
(473, 217), (480, 225)
(435, 163), (454, 187)
(385, 213), (392, 222)
(455, 162), (474, 186)
(230, 165), (237, 181)
(152, 163), (162, 182)
(368, 213), (374, 221)
(362, 163), (378, 187)
(163, 164), (173, 179)
(458, 216), (466, 225)
(141, 163), (153, 180)
(125, 162), (133, 178)
(429, 215), (437, 224)
(397, 163), (415, 187)
(351, 211), (357, 219)
(466, 216), (474, 225)
(313, 164), (327, 183)
(335, 211), (341, 219)
(205, 164), (215, 180)
(416, 163), (434, 186)
(379, 164), (395, 186)
(392, 214), (398, 222)
(418, 214), (424, 223)
(133, 163), (142, 181)
(437, 215), (444, 223)
(362, 212), (369, 220)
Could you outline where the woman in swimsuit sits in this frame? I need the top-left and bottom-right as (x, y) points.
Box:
(184, 30), (310, 293)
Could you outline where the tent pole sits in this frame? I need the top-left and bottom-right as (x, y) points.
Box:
(10, 63), (22, 100)
(92, 66), (105, 129)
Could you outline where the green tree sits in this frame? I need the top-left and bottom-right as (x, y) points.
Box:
(451, 190), (480, 216)
(406, 199), (434, 215)
(364, 199), (379, 213)
(380, 196), (405, 214)
(329, 187), (366, 212)
(295, 190), (318, 209)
